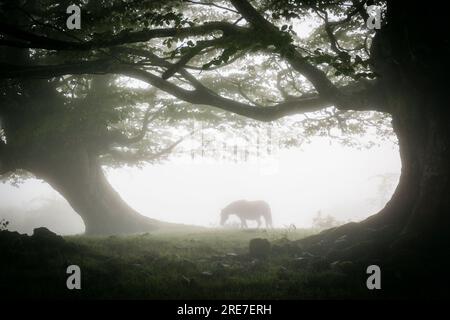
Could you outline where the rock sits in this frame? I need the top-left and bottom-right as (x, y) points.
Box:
(32, 227), (51, 236)
(249, 238), (271, 259)
(201, 271), (213, 276)
(32, 227), (65, 245)
(33, 227), (58, 238)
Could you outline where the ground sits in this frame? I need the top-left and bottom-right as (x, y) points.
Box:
(0, 225), (445, 299)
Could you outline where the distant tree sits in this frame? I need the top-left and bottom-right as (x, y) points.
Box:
(367, 173), (400, 209)
(312, 211), (343, 230)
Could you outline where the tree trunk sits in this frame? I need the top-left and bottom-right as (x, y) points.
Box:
(365, 1), (450, 242)
(301, 2), (450, 254)
(27, 147), (160, 235)
(363, 84), (450, 243)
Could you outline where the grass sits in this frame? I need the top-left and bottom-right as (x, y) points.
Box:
(0, 227), (376, 299)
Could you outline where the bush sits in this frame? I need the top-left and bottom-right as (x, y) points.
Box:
(312, 211), (342, 229)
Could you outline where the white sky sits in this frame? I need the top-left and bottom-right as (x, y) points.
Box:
(0, 136), (400, 234)
(0, 16), (393, 235)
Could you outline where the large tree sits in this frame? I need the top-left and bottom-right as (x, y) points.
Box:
(0, 0), (448, 251)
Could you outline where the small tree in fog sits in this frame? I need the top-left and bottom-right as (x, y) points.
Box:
(312, 211), (342, 230)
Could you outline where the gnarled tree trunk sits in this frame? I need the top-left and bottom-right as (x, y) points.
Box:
(301, 2), (450, 255)
(26, 147), (160, 235)
(367, 1), (450, 241)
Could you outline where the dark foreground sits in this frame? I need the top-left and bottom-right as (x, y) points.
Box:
(0, 226), (448, 299)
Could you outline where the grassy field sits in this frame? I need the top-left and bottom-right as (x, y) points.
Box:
(0, 226), (378, 299)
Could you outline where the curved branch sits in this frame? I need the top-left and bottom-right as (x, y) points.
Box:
(107, 132), (190, 163)
(0, 59), (383, 120)
(161, 37), (229, 79)
(0, 21), (248, 51)
(116, 65), (332, 121)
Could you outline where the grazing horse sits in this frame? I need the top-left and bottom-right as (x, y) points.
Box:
(220, 200), (273, 228)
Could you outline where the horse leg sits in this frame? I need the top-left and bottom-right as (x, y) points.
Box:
(265, 215), (272, 228)
(240, 218), (248, 229)
(257, 217), (262, 229)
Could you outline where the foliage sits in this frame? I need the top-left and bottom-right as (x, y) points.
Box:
(0, 0), (393, 182)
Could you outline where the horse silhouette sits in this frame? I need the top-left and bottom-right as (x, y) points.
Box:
(220, 200), (273, 228)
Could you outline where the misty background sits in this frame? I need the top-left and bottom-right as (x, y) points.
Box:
(0, 134), (400, 235)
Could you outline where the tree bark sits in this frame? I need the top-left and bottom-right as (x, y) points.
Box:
(26, 147), (160, 235)
(301, 2), (450, 253)
(363, 85), (450, 242)
(365, 1), (450, 241)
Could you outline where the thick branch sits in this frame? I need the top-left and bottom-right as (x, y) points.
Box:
(0, 60), (383, 120)
(0, 21), (248, 51)
(116, 65), (331, 121)
(229, 0), (278, 33)
(107, 135), (187, 163)
(161, 37), (229, 80)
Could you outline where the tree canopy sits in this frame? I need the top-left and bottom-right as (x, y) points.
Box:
(0, 0), (394, 179)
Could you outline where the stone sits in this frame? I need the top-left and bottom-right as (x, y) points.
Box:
(32, 227), (65, 245)
(33, 227), (58, 238)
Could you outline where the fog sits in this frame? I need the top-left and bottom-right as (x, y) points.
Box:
(0, 136), (400, 235)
